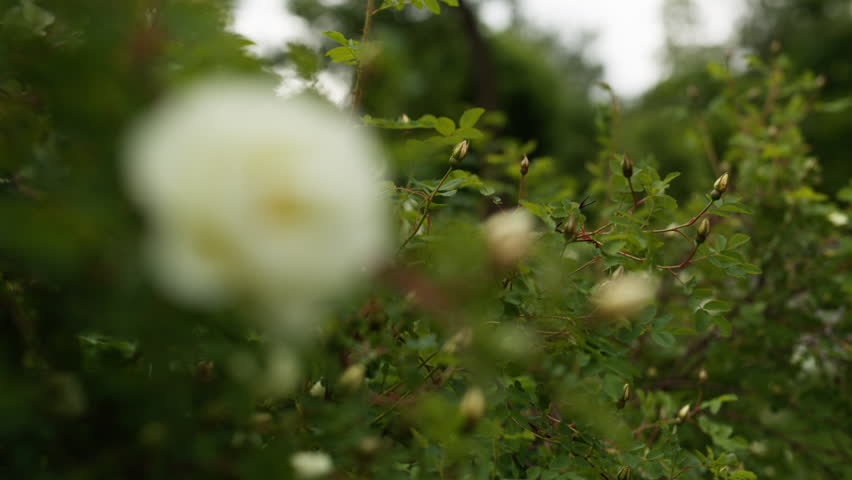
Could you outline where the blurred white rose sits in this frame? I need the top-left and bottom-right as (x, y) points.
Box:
(827, 211), (848, 226)
(592, 272), (658, 317)
(483, 209), (534, 267)
(290, 450), (333, 478)
(123, 76), (388, 318)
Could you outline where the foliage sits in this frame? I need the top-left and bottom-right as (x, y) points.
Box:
(1, 1), (850, 479)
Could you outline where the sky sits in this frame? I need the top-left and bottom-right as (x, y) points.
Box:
(232, 0), (746, 100)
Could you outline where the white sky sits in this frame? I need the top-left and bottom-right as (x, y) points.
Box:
(232, 0), (746, 99)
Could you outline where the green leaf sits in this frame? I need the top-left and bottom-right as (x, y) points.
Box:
(323, 30), (349, 45)
(729, 471), (758, 480)
(435, 117), (456, 136)
(703, 300), (732, 313)
(519, 201), (555, 230)
(701, 394), (738, 414)
(726, 233), (750, 250)
(650, 331), (676, 348)
(423, 0), (441, 14)
(459, 108), (486, 128)
(662, 172), (681, 184)
(326, 46), (358, 65)
(713, 316), (732, 337)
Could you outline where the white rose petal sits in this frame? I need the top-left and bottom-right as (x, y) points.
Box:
(123, 76), (388, 316)
(592, 272), (658, 317)
(484, 209), (535, 266)
(290, 451), (333, 478)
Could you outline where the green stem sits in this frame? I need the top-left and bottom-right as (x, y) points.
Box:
(350, 0), (376, 116)
(397, 167), (454, 253)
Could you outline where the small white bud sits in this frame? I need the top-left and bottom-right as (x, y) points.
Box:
(290, 451), (333, 478)
(338, 364), (366, 391)
(460, 387), (486, 427)
(309, 380), (326, 398)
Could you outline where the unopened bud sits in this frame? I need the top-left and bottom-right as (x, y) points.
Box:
(520, 155), (530, 176)
(338, 364), (365, 391)
(309, 380), (326, 398)
(358, 436), (381, 457)
(696, 218), (710, 244)
(713, 172), (729, 194)
(562, 214), (577, 241)
(450, 140), (470, 166)
(698, 368), (708, 383)
(400, 113), (410, 124)
(621, 155), (634, 178)
(460, 387), (485, 430)
(617, 466), (633, 480)
(195, 360), (215, 383)
(678, 403), (691, 420)
(617, 383), (630, 409)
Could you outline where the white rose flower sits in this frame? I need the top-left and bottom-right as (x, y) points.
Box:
(483, 209), (535, 266)
(123, 76), (388, 317)
(592, 272), (658, 317)
(290, 450), (333, 478)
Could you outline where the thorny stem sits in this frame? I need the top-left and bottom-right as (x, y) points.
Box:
(397, 167), (454, 254)
(659, 243), (700, 270)
(646, 200), (714, 234)
(350, 0), (376, 116)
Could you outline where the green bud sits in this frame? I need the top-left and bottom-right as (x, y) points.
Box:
(677, 403), (691, 420)
(450, 140), (470, 166)
(562, 214), (577, 242)
(520, 155), (530, 176)
(621, 155), (634, 178)
(617, 383), (630, 409)
(696, 218), (710, 244)
(617, 466), (632, 480)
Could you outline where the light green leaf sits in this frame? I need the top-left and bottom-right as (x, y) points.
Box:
(435, 117), (456, 136)
(459, 108), (486, 128)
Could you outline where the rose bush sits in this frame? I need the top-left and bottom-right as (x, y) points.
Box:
(0, 1), (850, 479)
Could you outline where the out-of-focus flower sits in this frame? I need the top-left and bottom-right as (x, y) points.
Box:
(592, 272), (658, 317)
(290, 450), (333, 478)
(338, 363), (366, 391)
(484, 209), (534, 267)
(261, 347), (300, 396)
(459, 386), (485, 425)
(828, 211), (848, 226)
(123, 76), (388, 318)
